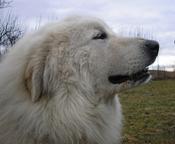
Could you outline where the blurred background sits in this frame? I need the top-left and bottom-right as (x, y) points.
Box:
(1, 0), (175, 75)
(0, 0), (175, 143)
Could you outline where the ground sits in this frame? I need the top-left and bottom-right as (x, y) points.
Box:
(119, 80), (175, 144)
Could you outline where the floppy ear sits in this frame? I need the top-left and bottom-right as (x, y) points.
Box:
(25, 53), (47, 102)
(24, 33), (69, 102)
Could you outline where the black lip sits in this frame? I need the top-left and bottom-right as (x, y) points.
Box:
(108, 69), (149, 84)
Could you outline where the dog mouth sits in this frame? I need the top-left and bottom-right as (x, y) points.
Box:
(108, 68), (150, 84)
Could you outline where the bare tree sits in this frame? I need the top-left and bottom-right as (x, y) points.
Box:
(0, 15), (23, 47)
(0, 0), (23, 59)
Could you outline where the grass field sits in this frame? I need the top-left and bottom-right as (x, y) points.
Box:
(119, 80), (175, 144)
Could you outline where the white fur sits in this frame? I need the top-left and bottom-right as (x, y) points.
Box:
(0, 16), (153, 144)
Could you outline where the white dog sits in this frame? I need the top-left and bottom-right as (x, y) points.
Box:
(0, 16), (159, 144)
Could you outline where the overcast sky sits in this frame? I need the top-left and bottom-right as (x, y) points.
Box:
(2, 0), (175, 67)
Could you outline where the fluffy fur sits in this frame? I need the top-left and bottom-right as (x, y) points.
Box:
(0, 16), (158, 144)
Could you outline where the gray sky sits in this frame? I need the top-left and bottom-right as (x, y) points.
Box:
(2, 0), (175, 67)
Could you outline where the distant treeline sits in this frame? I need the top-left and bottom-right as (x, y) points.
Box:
(150, 70), (175, 80)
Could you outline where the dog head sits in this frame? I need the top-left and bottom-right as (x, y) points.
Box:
(24, 16), (159, 102)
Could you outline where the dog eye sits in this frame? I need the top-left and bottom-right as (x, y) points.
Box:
(93, 32), (107, 40)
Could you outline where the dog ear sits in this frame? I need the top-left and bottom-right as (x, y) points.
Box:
(24, 33), (69, 102)
(25, 53), (47, 102)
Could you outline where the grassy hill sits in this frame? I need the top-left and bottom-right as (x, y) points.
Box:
(119, 80), (175, 144)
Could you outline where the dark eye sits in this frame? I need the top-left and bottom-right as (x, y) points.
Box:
(93, 32), (107, 40)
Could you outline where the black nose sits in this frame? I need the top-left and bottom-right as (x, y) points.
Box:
(145, 40), (159, 58)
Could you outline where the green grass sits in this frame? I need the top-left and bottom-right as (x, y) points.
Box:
(119, 80), (175, 144)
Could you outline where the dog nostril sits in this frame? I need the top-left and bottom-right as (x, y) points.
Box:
(145, 40), (159, 57)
